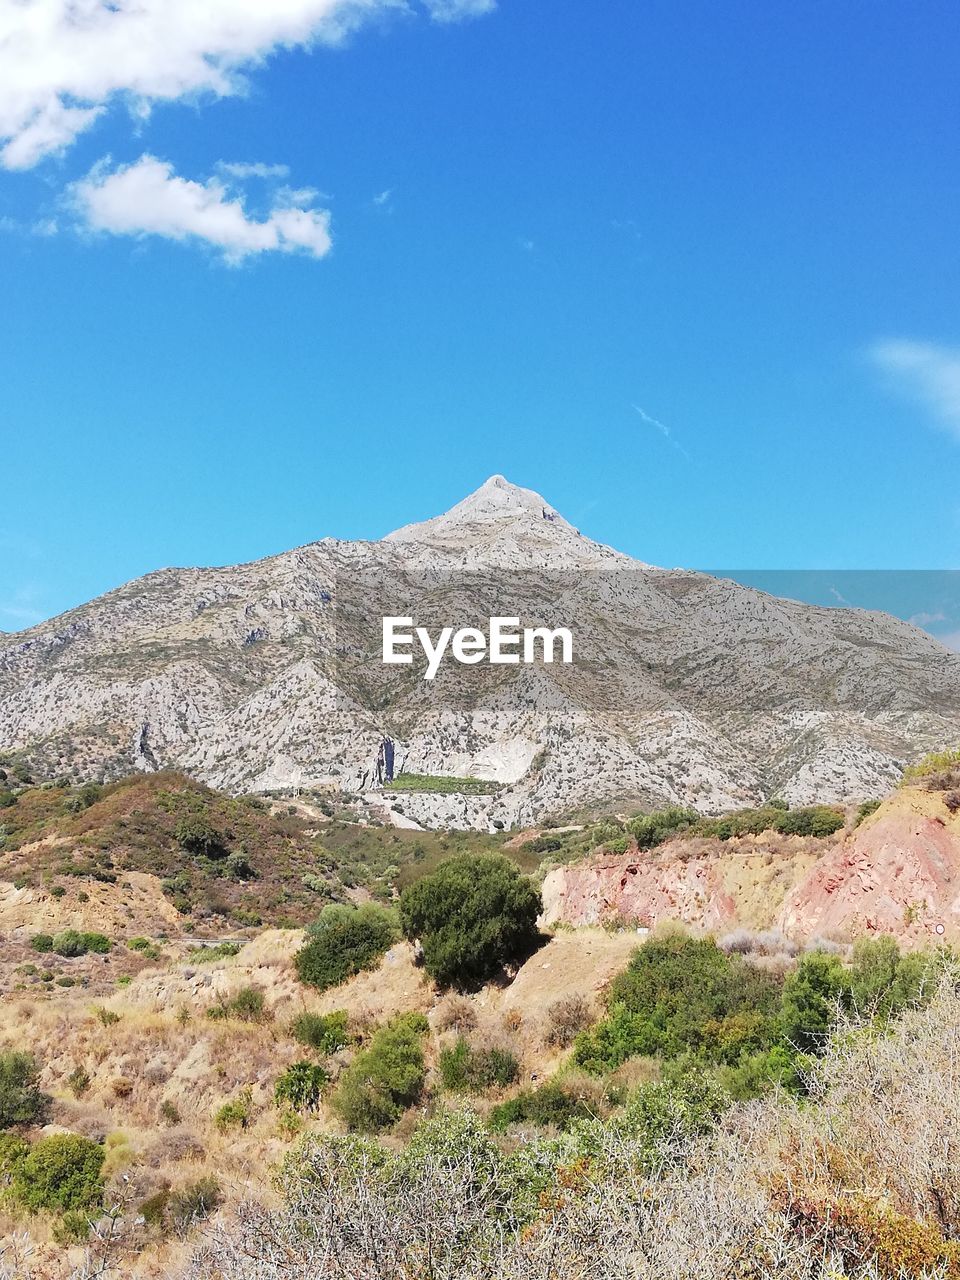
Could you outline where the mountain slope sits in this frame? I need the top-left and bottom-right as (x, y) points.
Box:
(1, 476), (958, 825)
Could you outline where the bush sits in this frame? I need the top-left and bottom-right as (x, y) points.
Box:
(0, 1052), (50, 1129)
(0, 1132), (28, 1179)
(573, 934), (781, 1073)
(290, 1010), (351, 1055)
(294, 903), (399, 993)
(51, 929), (112, 957)
(438, 1038), (519, 1093)
(215, 1090), (252, 1133)
(208, 985), (268, 1022)
(12, 1134), (104, 1213)
(773, 805), (844, 837)
(275, 1061), (329, 1112)
(29, 933), (53, 953)
(434, 994), (477, 1034)
(331, 1013), (428, 1133)
(66, 1067), (90, 1098)
(627, 806), (699, 850)
(168, 1176), (221, 1234)
(399, 855), (541, 990)
(779, 949), (849, 1053)
(186, 940), (241, 962)
(543, 995), (593, 1048)
(855, 798), (882, 826)
(175, 812), (227, 858)
(489, 1081), (594, 1132)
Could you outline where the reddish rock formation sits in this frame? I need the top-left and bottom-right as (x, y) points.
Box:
(541, 788), (960, 946)
(778, 791), (960, 943)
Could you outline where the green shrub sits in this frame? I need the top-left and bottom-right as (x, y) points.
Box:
(175, 812), (227, 858)
(207, 985), (268, 1022)
(779, 950), (850, 1053)
(53, 1210), (92, 1244)
(399, 855), (541, 990)
(573, 935), (781, 1073)
(773, 805), (844, 837)
(855, 799), (882, 826)
(489, 1081), (594, 1132)
(66, 1067), (90, 1098)
(232, 986), (267, 1021)
(438, 1038), (519, 1092)
(13, 1134), (104, 1213)
(627, 806), (699, 850)
(274, 1060), (329, 1112)
(186, 941), (241, 962)
(30, 933), (53, 953)
(159, 1099), (181, 1125)
(294, 903), (399, 993)
(0, 1052), (50, 1129)
(215, 1090), (252, 1132)
(290, 1010), (351, 1055)
(331, 1013), (428, 1133)
(51, 929), (112, 957)
(0, 1132), (29, 1180)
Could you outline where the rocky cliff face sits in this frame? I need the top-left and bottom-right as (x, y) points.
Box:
(1, 475), (959, 826)
(541, 785), (960, 945)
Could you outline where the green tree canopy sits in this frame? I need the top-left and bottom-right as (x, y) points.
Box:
(399, 854), (541, 990)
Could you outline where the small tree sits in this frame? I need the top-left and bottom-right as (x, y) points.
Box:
(399, 855), (542, 990)
(780, 950), (850, 1053)
(0, 1052), (49, 1129)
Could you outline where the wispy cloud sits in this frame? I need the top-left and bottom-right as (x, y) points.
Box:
(631, 404), (690, 459)
(0, 0), (497, 170)
(217, 161), (291, 181)
(869, 339), (960, 442)
(70, 155), (332, 264)
(372, 187), (394, 209)
(420, 0), (497, 23)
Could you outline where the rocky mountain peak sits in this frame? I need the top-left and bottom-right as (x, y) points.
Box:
(384, 474), (574, 543)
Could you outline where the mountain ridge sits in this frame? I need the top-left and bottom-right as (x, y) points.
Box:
(1, 476), (958, 826)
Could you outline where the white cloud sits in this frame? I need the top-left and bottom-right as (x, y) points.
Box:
(420, 0), (496, 22)
(70, 155), (332, 263)
(0, 0), (495, 170)
(372, 187), (394, 206)
(870, 339), (960, 442)
(217, 161), (291, 180)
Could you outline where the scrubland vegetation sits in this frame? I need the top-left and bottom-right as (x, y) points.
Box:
(0, 751), (959, 1276)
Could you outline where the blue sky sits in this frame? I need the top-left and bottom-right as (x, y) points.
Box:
(1, 0), (959, 637)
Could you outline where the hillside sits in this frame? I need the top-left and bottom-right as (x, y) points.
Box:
(542, 764), (960, 946)
(1, 476), (958, 824)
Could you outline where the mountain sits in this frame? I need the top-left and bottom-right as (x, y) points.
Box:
(1, 475), (958, 828)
